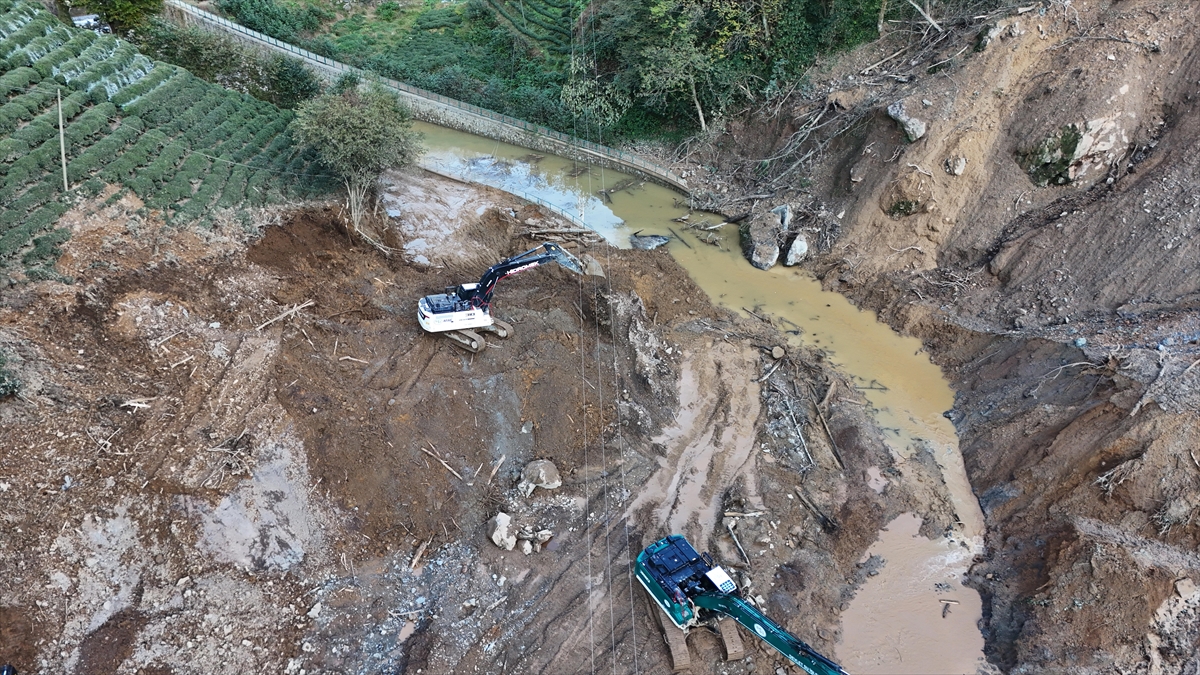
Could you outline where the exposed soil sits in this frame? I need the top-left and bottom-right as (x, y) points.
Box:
(0, 172), (963, 673)
(676, 0), (1200, 671)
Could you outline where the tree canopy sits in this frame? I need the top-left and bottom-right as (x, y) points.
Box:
(80, 0), (162, 31)
(291, 85), (423, 243)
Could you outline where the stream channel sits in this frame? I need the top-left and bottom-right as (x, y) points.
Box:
(413, 121), (989, 673)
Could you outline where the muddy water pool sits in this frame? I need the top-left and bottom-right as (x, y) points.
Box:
(413, 124), (986, 672)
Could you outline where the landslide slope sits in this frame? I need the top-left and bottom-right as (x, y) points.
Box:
(685, 0), (1200, 670)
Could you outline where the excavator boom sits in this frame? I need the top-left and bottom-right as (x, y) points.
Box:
(693, 593), (846, 675)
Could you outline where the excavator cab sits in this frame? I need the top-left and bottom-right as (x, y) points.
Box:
(636, 535), (848, 675)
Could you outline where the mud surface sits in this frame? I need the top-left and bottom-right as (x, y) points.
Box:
(677, 0), (1200, 670)
(0, 175), (969, 673)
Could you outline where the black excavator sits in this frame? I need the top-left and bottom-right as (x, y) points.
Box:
(417, 242), (583, 352)
(637, 535), (848, 675)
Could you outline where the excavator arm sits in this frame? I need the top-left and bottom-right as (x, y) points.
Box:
(692, 593), (848, 675)
(463, 242), (583, 309)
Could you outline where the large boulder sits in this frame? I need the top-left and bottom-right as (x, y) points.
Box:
(784, 234), (809, 266)
(740, 212), (781, 270)
(517, 459), (562, 497)
(1016, 117), (1125, 186)
(488, 512), (517, 550)
(887, 100), (927, 142)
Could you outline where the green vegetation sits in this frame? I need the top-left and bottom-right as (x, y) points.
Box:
(214, 0), (994, 139)
(291, 84), (421, 240)
(0, 349), (19, 399)
(1018, 124), (1084, 187)
(886, 199), (919, 218)
(0, 0), (334, 281)
(134, 18), (322, 109)
(81, 0), (163, 31)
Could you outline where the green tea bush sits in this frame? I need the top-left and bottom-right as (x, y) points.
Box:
(21, 226), (69, 266)
(0, 137), (30, 162)
(0, 66), (40, 95)
(32, 31), (96, 78)
(55, 35), (119, 82)
(110, 63), (178, 107)
(1, 179), (58, 228)
(66, 119), (142, 182)
(64, 102), (117, 147)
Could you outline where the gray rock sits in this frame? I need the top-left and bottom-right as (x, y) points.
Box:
(887, 101), (927, 142)
(517, 459), (562, 497)
(945, 156), (967, 176)
(784, 234), (809, 266)
(488, 512), (517, 551)
(1074, 337), (1088, 348)
(740, 212), (781, 270)
(770, 204), (792, 230)
(630, 233), (670, 250)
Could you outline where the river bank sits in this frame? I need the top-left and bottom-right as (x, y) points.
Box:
(677, 0), (1200, 670)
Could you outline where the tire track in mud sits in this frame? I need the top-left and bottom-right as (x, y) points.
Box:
(626, 341), (764, 544)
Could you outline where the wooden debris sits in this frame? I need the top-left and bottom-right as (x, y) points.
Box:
(795, 489), (839, 533)
(410, 538), (431, 570)
(338, 356), (369, 364)
(120, 397), (156, 410)
(421, 445), (463, 481)
(257, 299), (315, 331)
(725, 520), (752, 565)
(487, 454), (506, 484)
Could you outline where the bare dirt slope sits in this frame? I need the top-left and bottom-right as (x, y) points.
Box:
(0, 173), (963, 674)
(680, 0), (1200, 671)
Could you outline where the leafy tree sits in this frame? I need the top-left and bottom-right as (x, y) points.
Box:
(80, 0), (162, 31)
(637, 21), (712, 131)
(291, 85), (423, 246)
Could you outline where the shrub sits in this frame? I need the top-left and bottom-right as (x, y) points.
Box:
(216, 0), (329, 42)
(0, 66), (41, 96)
(0, 350), (20, 400)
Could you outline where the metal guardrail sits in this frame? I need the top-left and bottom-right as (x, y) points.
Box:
(163, 0), (689, 195)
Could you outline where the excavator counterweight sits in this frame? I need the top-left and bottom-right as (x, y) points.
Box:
(636, 535), (848, 675)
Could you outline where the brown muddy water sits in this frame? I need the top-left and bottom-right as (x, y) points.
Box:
(412, 124), (987, 672)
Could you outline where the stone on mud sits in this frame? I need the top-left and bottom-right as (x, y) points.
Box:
(887, 101), (927, 142)
(740, 212), (781, 270)
(630, 233), (671, 250)
(517, 459), (562, 497)
(784, 234), (809, 266)
(945, 156), (968, 176)
(488, 512), (517, 551)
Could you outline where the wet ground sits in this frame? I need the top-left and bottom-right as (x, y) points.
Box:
(0, 172), (982, 674)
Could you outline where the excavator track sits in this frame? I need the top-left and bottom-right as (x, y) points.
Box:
(476, 318), (513, 339)
(643, 585), (691, 672)
(443, 329), (486, 353)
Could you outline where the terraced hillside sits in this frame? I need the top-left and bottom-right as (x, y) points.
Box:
(0, 0), (332, 279)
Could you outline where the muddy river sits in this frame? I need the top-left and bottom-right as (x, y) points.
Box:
(413, 122), (987, 673)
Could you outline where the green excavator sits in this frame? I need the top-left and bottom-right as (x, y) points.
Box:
(636, 535), (848, 675)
